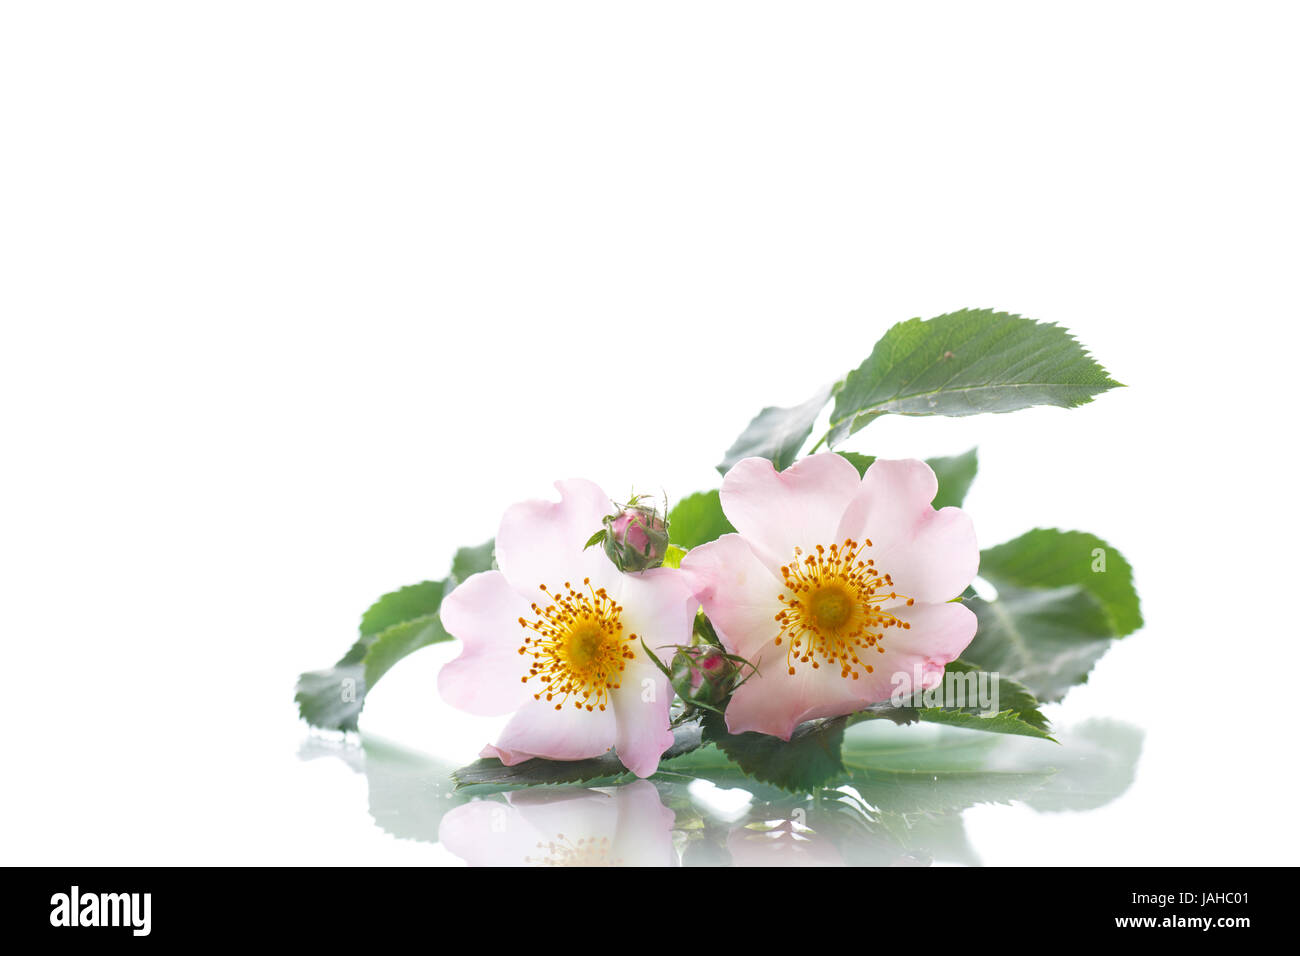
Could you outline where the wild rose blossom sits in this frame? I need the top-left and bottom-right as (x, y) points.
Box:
(681, 453), (978, 739)
(437, 479), (696, 777)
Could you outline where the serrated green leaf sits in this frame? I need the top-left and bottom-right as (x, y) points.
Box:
(450, 539), (495, 583)
(836, 447), (979, 509)
(363, 613), (451, 689)
(453, 723), (706, 791)
(296, 539), (495, 731)
(359, 580), (446, 638)
(668, 489), (735, 550)
(962, 529), (1141, 702)
(700, 713), (848, 791)
(718, 382), (835, 474)
(821, 310), (1121, 447)
(979, 528), (1142, 636)
(874, 659), (1053, 740)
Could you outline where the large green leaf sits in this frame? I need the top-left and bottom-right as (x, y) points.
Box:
(717, 382), (835, 474)
(837, 447), (978, 509)
(820, 310), (1121, 447)
(667, 489), (735, 550)
(295, 539), (494, 731)
(871, 659), (1053, 740)
(962, 529), (1141, 702)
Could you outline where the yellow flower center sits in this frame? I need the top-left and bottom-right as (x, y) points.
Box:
(517, 578), (636, 712)
(774, 537), (913, 680)
(524, 834), (620, 867)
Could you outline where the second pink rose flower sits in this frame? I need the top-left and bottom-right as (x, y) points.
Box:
(681, 452), (980, 739)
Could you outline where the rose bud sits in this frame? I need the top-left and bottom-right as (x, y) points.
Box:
(599, 499), (670, 572)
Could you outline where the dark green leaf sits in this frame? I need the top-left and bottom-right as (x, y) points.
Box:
(453, 722), (706, 791)
(668, 489), (735, 550)
(718, 382), (835, 474)
(700, 713), (848, 791)
(962, 529), (1141, 702)
(821, 310), (1122, 447)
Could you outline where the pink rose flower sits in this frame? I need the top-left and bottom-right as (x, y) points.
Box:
(438, 479), (697, 777)
(681, 453), (978, 739)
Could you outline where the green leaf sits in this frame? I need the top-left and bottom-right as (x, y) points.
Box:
(962, 529), (1141, 702)
(718, 382), (835, 474)
(700, 713), (848, 792)
(359, 580), (446, 637)
(836, 451), (876, 476)
(668, 489), (735, 550)
(666, 720), (1055, 810)
(870, 660), (1053, 740)
(452, 722), (706, 791)
(449, 538), (496, 584)
(820, 310), (1121, 447)
(838, 723), (1054, 814)
(927, 447), (979, 510)
(837, 447), (978, 509)
(295, 539), (494, 731)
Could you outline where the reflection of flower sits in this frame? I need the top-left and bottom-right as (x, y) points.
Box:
(727, 820), (844, 867)
(438, 479), (696, 777)
(682, 454), (978, 739)
(438, 781), (677, 867)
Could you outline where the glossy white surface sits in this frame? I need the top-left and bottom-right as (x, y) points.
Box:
(3, 1), (1297, 865)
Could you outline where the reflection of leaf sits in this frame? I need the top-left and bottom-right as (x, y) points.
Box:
(295, 539), (493, 731)
(1000, 718), (1144, 812)
(297, 735), (465, 845)
(837, 447), (978, 510)
(667, 489), (735, 550)
(963, 529), (1141, 702)
(839, 722), (1051, 814)
(718, 382), (835, 473)
(666, 719), (1055, 812)
(820, 310), (1121, 447)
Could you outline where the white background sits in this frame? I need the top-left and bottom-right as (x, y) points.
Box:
(3, 1), (1297, 865)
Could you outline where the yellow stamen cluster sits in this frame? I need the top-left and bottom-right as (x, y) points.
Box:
(524, 834), (620, 867)
(773, 537), (914, 680)
(517, 578), (635, 712)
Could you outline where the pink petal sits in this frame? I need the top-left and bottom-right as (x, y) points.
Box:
(872, 600), (978, 697)
(723, 652), (875, 739)
(436, 570), (536, 716)
(481, 696), (617, 765)
(836, 458), (979, 604)
(495, 478), (616, 595)
(610, 567), (697, 777)
(680, 533), (784, 661)
(618, 566), (699, 655)
(720, 453), (863, 573)
(611, 657), (675, 778)
(609, 781), (678, 866)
